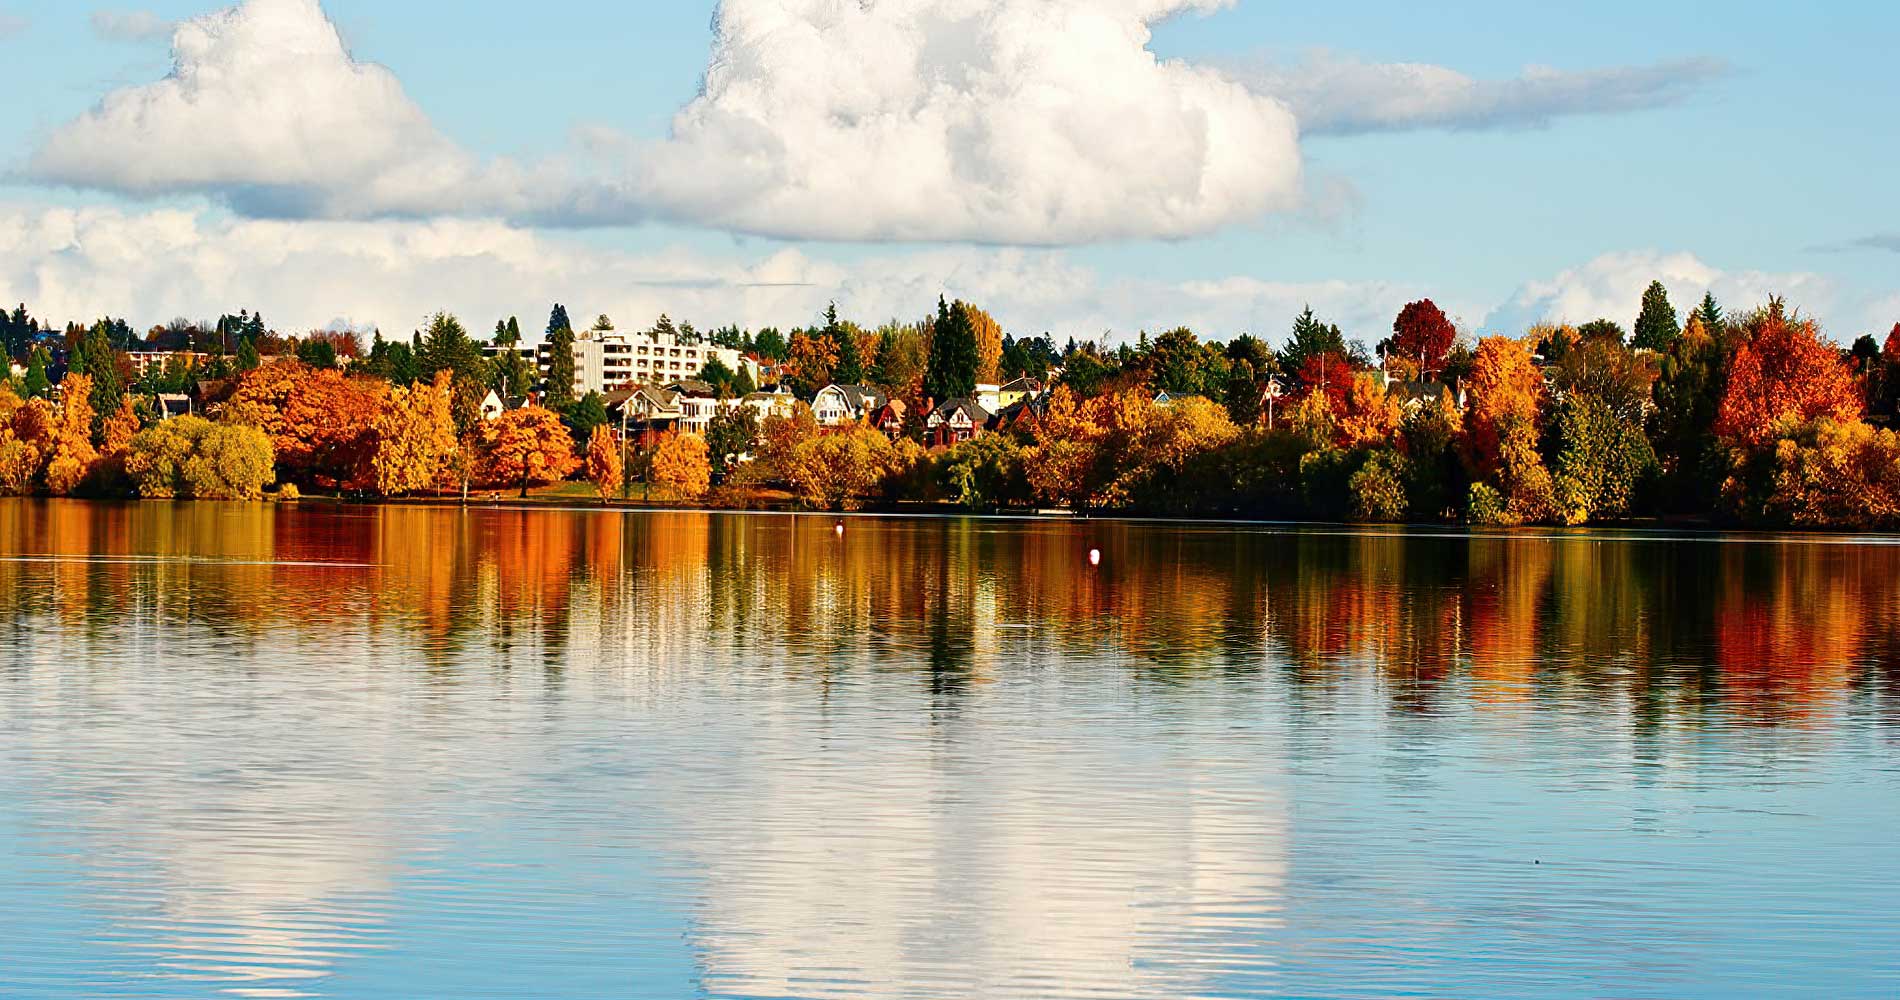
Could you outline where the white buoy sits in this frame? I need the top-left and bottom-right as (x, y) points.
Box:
(1089, 548), (1102, 566)
(836, 521), (846, 537)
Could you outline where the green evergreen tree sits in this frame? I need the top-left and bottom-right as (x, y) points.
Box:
(924, 297), (979, 403)
(1696, 292), (1724, 335)
(826, 303), (864, 384)
(417, 311), (490, 387)
(236, 337), (261, 372)
(78, 321), (124, 432)
(22, 347), (50, 398)
(543, 305), (578, 407)
(1281, 306), (1347, 375)
(1632, 281), (1681, 351)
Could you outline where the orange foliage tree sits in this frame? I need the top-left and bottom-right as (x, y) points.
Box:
(1462, 336), (1545, 480)
(478, 406), (576, 496)
(1713, 303), (1862, 447)
(41, 374), (99, 495)
(225, 360), (389, 487)
(586, 424), (623, 501)
(368, 372), (458, 497)
(1337, 372), (1405, 449)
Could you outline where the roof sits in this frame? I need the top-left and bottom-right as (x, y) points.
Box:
(999, 376), (1043, 393)
(665, 379), (719, 398)
(819, 384), (887, 411)
(930, 398), (992, 425)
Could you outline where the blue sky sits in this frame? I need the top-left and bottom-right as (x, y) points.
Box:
(0, 0), (1893, 343)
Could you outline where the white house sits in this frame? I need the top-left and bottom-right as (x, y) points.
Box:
(812, 384), (887, 427)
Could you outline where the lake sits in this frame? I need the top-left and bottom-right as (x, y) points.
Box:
(0, 500), (1896, 998)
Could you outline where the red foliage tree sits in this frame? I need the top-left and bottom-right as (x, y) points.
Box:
(1296, 351), (1355, 411)
(1713, 307), (1862, 447)
(1392, 299), (1457, 376)
(1884, 323), (1900, 362)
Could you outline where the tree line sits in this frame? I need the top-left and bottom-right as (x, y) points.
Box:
(4, 285), (1900, 528)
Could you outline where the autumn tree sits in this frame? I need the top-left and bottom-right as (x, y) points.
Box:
(786, 332), (839, 398)
(939, 434), (1032, 511)
(967, 304), (1005, 384)
(1392, 299), (1456, 376)
(1713, 301), (1861, 447)
(368, 372), (457, 497)
(224, 360), (388, 488)
(650, 433), (712, 502)
(41, 373), (99, 496)
(1632, 280), (1681, 351)
(787, 427), (911, 511)
(585, 424), (623, 502)
(0, 388), (50, 495)
(478, 406), (576, 497)
(125, 417), (275, 500)
(1463, 336), (1556, 524)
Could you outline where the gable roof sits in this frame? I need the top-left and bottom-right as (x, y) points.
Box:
(929, 398), (992, 426)
(819, 384), (887, 411)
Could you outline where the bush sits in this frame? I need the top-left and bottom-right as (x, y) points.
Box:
(1349, 450), (1409, 522)
(1467, 482), (1507, 526)
(125, 416), (275, 500)
(274, 483), (301, 502)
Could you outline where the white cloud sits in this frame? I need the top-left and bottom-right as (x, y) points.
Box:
(89, 9), (175, 42)
(614, 0), (1303, 243)
(1241, 51), (1727, 136)
(29, 0), (1300, 244)
(1486, 250), (1834, 335)
(0, 203), (1420, 345)
(30, 0), (536, 220)
(0, 11), (28, 38)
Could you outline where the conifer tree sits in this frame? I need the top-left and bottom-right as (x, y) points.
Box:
(924, 297), (979, 403)
(543, 304), (577, 407)
(1633, 281), (1681, 351)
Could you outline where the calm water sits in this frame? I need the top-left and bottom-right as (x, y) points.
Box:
(1, 501), (1897, 999)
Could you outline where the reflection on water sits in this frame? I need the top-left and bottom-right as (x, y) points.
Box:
(1, 500), (1897, 998)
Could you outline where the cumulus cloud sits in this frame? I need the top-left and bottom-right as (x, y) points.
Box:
(29, 0), (1298, 244)
(89, 9), (175, 42)
(1241, 51), (1727, 136)
(0, 203), (1423, 343)
(30, 0), (538, 220)
(613, 0), (1302, 243)
(1486, 250), (1834, 335)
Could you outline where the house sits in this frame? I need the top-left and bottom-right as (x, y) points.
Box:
(1152, 389), (1190, 408)
(478, 390), (531, 421)
(812, 384), (887, 427)
(736, 387), (797, 423)
(925, 398), (992, 448)
(1384, 378), (1456, 415)
(975, 383), (1002, 413)
(989, 397), (1044, 438)
(155, 394), (194, 421)
(611, 385), (687, 446)
(664, 381), (721, 433)
(996, 377), (1043, 410)
(868, 399), (908, 439)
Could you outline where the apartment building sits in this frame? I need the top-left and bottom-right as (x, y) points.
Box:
(535, 328), (746, 397)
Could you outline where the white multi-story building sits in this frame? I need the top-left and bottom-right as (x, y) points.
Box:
(535, 327), (747, 397)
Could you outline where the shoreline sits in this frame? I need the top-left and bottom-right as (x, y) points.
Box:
(13, 494), (1900, 544)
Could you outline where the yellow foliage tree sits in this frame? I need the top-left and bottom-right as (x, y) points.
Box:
(1337, 372), (1404, 450)
(650, 433), (711, 502)
(787, 427), (906, 511)
(968, 304), (1005, 384)
(0, 395), (52, 496)
(586, 424), (623, 501)
(369, 372), (458, 497)
(124, 416), (276, 500)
